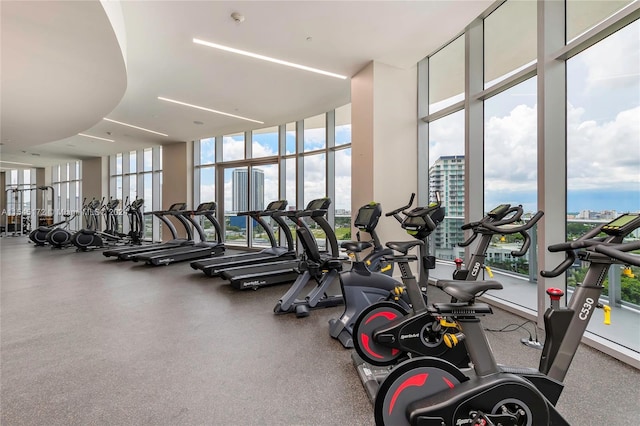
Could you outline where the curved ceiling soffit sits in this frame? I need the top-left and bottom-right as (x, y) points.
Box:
(0, 0), (127, 149)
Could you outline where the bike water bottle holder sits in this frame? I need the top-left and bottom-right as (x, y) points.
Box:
(423, 255), (437, 270)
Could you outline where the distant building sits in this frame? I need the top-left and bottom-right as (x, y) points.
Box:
(429, 155), (465, 258)
(232, 168), (264, 212)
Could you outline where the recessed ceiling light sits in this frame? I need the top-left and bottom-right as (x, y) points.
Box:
(194, 121), (204, 125)
(78, 133), (115, 142)
(158, 96), (264, 124)
(103, 118), (168, 137)
(193, 38), (348, 80)
(0, 160), (34, 166)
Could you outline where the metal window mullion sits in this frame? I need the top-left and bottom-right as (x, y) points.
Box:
(465, 18), (484, 266)
(418, 57), (429, 206)
(296, 120), (304, 208)
(537, 0), (567, 323)
(245, 131), (252, 159)
(326, 110), (335, 226)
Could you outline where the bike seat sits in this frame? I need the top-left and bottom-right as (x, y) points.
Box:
(386, 240), (424, 255)
(437, 280), (503, 303)
(340, 241), (372, 253)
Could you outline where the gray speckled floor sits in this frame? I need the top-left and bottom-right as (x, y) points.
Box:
(1, 237), (639, 425)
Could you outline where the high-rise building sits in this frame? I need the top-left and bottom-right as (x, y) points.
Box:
(232, 168), (265, 212)
(429, 155), (465, 259)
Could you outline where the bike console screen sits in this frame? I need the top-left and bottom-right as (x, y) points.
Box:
(602, 214), (640, 236)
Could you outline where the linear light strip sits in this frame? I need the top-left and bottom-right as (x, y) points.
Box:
(78, 133), (114, 142)
(0, 160), (34, 166)
(157, 97), (264, 124)
(103, 118), (168, 137)
(193, 38), (348, 80)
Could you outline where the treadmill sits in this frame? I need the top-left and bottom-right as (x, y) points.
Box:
(190, 200), (296, 277)
(220, 198), (332, 290)
(103, 202), (191, 259)
(130, 202), (225, 266)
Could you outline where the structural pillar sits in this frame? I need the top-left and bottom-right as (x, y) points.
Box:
(351, 60), (418, 244)
(162, 142), (192, 240)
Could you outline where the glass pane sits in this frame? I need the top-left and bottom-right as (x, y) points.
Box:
(129, 177), (137, 204)
(200, 137), (215, 165)
(429, 36), (464, 113)
(285, 122), (296, 155)
(143, 148), (153, 172)
(484, 0), (537, 88)
(224, 167), (248, 247)
(303, 153), (326, 208)
(252, 126), (278, 159)
(484, 77), (538, 311)
(10, 170), (18, 185)
(199, 166), (215, 203)
(251, 164), (278, 248)
(75, 161), (80, 178)
(428, 110), (465, 260)
(567, 20), (640, 310)
(115, 176), (123, 203)
(116, 153), (122, 175)
(285, 157), (296, 210)
(334, 148), (352, 244)
(567, 0), (633, 43)
(335, 104), (352, 146)
(129, 151), (137, 173)
(304, 114), (326, 152)
(144, 173), (153, 239)
(223, 133), (244, 162)
(23, 169), (31, 185)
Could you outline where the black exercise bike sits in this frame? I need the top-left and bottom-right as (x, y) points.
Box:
(372, 212), (640, 426)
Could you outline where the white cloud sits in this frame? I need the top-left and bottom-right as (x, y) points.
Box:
(484, 103), (538, 192)
(252, 140), (277, 158)
(222, 137), (244, 161)
(303, 154), (326, 204)
(304, 128), (326, 150)
(567, 104), (640, 190)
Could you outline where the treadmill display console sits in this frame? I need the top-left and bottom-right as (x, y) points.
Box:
(306, 198), (331, 211)
(602, 214), (640, 236)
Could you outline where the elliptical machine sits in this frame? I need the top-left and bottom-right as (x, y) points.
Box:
(46, 197), (92, 248)
(371, 212), (640, 426)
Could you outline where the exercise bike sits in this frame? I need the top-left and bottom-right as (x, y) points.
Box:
(334, 202), (533, 350)
(351, 203), (544, 402)
(329, 198), (416, 348)
(372, 212), (640, 426)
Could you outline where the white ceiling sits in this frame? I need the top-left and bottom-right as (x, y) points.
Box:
(0, 0), (493, 169)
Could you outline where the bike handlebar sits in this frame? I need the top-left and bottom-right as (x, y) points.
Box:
(480, 210), (544, 234)
(595, 241), (640, 267)
(385, 193), (415, 218)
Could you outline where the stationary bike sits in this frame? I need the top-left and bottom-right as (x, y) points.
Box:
(372, 212), (640, 426)
(352, 205), (544, 367)
(350, 194), (470, 367)
(329, 199), (414, 348)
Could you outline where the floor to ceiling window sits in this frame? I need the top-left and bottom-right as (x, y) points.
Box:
(109, 147), (162, 240)
(51, 162), (82, 231)
(193, 105), (351, 250)
(418, 0), (639, 363)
